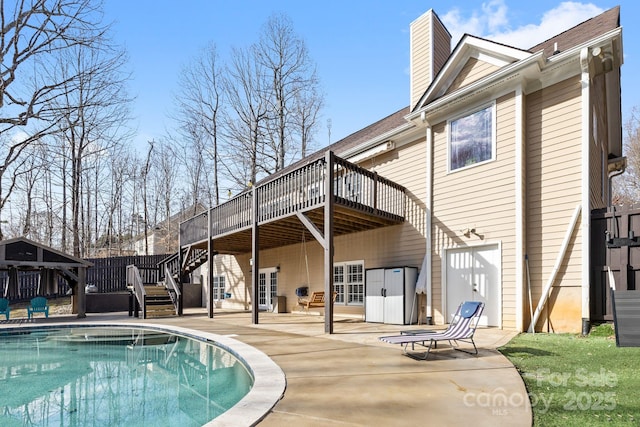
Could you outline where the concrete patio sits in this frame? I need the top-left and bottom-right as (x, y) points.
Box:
(1, 309), (533, 426)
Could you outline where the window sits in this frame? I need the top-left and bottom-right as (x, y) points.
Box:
(212, 276), (226, 300)
(334, 265), (345, 303)
(333, 261), (364, 305)
(448, 103), (495, 171)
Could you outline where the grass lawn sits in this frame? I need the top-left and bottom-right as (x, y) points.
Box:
(498, 324), (640, 426)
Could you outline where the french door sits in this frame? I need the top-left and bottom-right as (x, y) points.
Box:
(258, 268), (278, 311)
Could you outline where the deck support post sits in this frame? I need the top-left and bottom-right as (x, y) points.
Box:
(177, 232), (183, 316)
(208, 208), (214, 318)
(76, 267), (86, 318)
(324, 151), (335, 334)
(252, 186), (260, 325)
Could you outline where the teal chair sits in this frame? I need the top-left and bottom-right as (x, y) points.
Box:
(0, 298), (9, 320)
(28, 296), (49, 319)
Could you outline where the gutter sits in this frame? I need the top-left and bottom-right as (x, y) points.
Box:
(408, 27), (622, 125)
(340, 123), (414, 161)
(406, 51), (545, 122)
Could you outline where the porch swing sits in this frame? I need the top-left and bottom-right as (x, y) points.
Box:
(295, 231), (310, 301)
(295, 232), (337, 313)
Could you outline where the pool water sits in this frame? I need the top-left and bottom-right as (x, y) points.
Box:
(0, 326), (253, 427)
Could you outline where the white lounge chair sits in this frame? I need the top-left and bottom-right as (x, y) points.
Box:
(379, 301), (484, 360)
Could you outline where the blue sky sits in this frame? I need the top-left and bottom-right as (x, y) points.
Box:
(103, 1), (639, 151)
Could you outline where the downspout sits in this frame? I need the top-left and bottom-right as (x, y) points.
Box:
(515, 86), (525, 332)
(425, 119), (433, 324)
(580, 47), (591, 336)
(608, 159), (626, 205)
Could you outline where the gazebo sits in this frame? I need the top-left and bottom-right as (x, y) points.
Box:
(0, 237), (92, 318)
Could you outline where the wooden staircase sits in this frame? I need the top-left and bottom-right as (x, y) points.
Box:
(143, 285), (177, 318)
(160, 247), (210, 283)
(184, 249), (208, 276)
(125, 247), (214, 319)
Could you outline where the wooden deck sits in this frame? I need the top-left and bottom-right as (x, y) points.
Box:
(180, 152), (406, 254)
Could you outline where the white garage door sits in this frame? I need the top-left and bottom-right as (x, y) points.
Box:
(445, 244), (500, 327)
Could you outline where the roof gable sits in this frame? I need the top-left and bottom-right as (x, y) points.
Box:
(444, 57), (500, 96)
(415, 35), (531, 110)
(0, 237), (92, 269)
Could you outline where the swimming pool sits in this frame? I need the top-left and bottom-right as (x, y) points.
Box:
(0, 323), (285, 426)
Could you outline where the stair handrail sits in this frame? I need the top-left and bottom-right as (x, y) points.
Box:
(164, 266), (181, 315)
(158, 251), (180, 282)
(126, 265), (146, 317)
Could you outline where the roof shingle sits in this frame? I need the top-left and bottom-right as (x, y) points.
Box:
(528, 6), (620, 58)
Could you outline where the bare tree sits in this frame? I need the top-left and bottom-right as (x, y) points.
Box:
(175, 42), (224, 206)
(169, 13), (324, 204)
(0, 0), (107, 239)
(14, 144), (46, 238)
(38, 144), (56, 246)
(222, 45), (269, 189)
(140, 140), (154, 255)
(614, 107), (640, 205)
(50, 40), (133, 257)
(293, 82), (323, 158)
(172, 124), (207, 211)
(150, 139), (179, 252)
(255, 14), (323, 171)
(102, 147), (135, 255)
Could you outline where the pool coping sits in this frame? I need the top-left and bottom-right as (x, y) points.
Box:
(0, 321), (286, 427)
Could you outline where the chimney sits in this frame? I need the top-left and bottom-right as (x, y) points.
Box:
(410, 9), (451, 110)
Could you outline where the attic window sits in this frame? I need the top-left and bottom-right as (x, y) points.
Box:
(448, 102), (496, 172)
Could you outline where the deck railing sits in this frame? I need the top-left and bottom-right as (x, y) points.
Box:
(126, 265), (146, 316)
(179, 152), (406, 246)
(331, 155), (405, 218)
(210, 191), (253, 235)
(257, 157), (327, 223)
(158, 252), (179, 282)
(179, 210), (208, 247)
(164, 266), (181, 314)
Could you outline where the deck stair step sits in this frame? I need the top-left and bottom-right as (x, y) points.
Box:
(144, 286), (177, 318)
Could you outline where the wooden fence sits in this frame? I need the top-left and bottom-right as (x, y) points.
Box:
(591, 205), (640, 321)
(0, 254), (169, 302)
(87, 254), (167, 292)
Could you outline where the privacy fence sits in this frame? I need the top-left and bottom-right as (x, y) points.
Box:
(591, 205), (640, 321)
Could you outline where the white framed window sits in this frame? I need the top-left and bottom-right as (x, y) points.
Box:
(212, 276), (226, 301)
(448, 102), (496, 172)
(333, 261), (364, 305)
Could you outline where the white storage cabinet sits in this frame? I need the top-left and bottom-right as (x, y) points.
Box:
(365, 266), (418, 325)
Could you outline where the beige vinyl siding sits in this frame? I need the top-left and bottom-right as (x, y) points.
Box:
(208, 254), (247, 310)
(526, 76), (584, 332)
(334, 137), (428, 316)
(214, 137), (428, 317)
(410, 13), (433, 109)
(431, 93), (517, 327)
(446, 58), (499, 95)
(432, 16), (451, 79)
